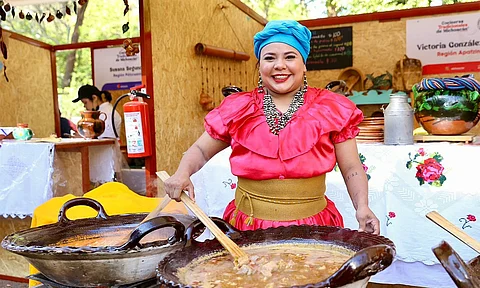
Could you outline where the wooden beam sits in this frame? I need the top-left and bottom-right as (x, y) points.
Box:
(53, 37), (141, 51)
(227, 0), (268, 25)
(140, 0), (157, 197)
(51, 50), (60, 137)
(8, 31), (52, 50)
(300, 2), (480, 27)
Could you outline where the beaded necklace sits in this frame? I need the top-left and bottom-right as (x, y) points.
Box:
(263, 88), (306, 135)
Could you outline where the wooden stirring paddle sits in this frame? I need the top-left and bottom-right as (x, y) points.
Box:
(426, 211), (480, 254)
(179, 190), (250, 266)
(157, 172), (249, 266)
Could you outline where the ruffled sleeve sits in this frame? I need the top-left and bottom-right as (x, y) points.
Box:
(303, 89), (363, 144)
(204, 92), (258, 144)
(328, 99), (363, 143)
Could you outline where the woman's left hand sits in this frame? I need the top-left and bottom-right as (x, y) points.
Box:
(356, 206), (380, 235)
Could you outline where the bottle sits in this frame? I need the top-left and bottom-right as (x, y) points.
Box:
(383, 93), (414, 145)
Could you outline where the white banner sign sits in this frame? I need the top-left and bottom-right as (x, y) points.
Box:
(93, 47), (142, 91)
(406, 12), (480, 74)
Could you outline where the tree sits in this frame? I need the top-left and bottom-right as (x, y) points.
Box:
(1, 0), (139, 120)
(241, 0), (477, 20)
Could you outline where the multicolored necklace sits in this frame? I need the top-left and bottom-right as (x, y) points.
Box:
(263, 88), (306, 135)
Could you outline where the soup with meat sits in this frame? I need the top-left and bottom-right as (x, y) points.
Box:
(177, 243), (354, 288)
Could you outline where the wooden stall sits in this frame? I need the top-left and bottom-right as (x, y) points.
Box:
(0, 32), (56, 138)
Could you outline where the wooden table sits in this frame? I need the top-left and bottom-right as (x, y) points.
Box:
(54, 139), (116, 194)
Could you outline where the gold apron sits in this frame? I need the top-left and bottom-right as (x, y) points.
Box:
(233, 175), (327, 224)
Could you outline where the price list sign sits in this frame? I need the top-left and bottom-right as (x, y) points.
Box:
(306, 26), (353, 70)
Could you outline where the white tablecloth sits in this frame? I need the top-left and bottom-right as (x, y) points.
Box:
(0, 141), (54, 218)
(0, 139), (117, 218)
(190, 143), (480, 288)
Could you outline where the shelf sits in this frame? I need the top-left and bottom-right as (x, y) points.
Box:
(349, 90), (409, 105)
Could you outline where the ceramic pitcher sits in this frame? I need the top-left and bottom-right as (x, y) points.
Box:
(77, 111), (107, 139)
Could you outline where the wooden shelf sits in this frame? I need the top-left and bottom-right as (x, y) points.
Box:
(349, 90), (410, 105)
(414, 134), (474, 143)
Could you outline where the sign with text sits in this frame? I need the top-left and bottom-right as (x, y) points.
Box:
(406, 12), (480, 74)
(93, 46), (142, 91)
(306, 26), (353, 71)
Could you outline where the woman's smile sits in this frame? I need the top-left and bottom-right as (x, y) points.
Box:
(272, 74), (291, 83)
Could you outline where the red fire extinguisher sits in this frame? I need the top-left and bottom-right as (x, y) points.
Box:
(112, 87), (152, 158)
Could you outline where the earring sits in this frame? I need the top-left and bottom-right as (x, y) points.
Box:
(303, 73), (308, 93)
(258, 74), (264, 93)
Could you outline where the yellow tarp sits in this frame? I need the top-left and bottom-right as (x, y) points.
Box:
(29, 182), (187, 286)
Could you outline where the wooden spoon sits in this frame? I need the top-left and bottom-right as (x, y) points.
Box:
(158, 171), (249, 266)
(179, 190), (249, 266)
(114, 171), (172, 245)
(426, 211), (480, 254)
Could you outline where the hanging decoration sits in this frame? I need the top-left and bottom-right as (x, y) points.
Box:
(119, 0), (136, 56)
(0, 0), (87, 24)
(0, 0), (90, 82)
(122, 38), (139, 56)
(121, 0), (138, 57)
(194, 4), (250, 111)
(0, 23), (8, 81)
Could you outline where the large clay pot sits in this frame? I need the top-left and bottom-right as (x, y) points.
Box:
(158, 218), (396, 288)
(77, 111), (107, 139)
(413, 75), (480, 135)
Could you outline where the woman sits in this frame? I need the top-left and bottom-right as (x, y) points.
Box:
(72, 84), (122, 139)
(165, 20), (380, 234)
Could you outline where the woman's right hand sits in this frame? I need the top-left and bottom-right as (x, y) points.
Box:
(164, 172), (195, 201)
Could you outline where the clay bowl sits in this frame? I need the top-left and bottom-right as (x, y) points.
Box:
(414, 95), (480, 135)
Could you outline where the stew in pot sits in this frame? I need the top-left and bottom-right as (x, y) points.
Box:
(177, 243), (354, 288)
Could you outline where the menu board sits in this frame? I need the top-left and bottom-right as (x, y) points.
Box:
(306, 26), (353, 71)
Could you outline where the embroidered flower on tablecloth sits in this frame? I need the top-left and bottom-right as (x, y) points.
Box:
(414, 198), (439, 214)
(222, 178), (237, 189)
(459, 214), (476, 229)
(334, 153), (372, 180)
(406, 148), (446, 187)
(386, 211), (396, 226)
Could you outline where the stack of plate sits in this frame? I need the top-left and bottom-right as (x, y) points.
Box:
(357, 117), (384, 143)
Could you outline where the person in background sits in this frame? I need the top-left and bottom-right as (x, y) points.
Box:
(72, 84), (122, 139)
(59, 109), (78, 138)
(164, 20), (380, 234)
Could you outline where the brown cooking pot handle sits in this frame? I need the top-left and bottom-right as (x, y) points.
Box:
(116, 216), (185, 251)
(58, 198), (109, 223)
(432, 241), (479, 288)
(326, 244), (395, 287)
(185, 217), (241, 247)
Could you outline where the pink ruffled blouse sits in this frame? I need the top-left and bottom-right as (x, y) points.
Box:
(204, 87), (363, 180)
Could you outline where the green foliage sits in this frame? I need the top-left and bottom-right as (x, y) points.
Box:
(414, 89), (480, 113)
(366, 72), (392, 90)
(1, 0), (140, 121)
(242, 0), (476, 20)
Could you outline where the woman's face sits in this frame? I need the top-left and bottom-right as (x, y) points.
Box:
(259, 42), (306, 97)
(81, 95), (100, 111)
(81, 98), (94, 111)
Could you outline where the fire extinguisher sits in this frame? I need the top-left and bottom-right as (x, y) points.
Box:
(112, 87), (152, 158)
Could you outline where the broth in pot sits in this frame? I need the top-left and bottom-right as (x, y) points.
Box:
(177, 243), (354, 288)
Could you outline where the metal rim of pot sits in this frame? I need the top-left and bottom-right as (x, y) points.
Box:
(1, 198), (195, 255)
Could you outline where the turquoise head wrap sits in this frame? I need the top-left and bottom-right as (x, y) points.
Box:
(254, 20), (312, 64)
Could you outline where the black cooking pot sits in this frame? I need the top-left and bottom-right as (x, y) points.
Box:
(157, 218), (396, 288)
(1, 198), (196, 287)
